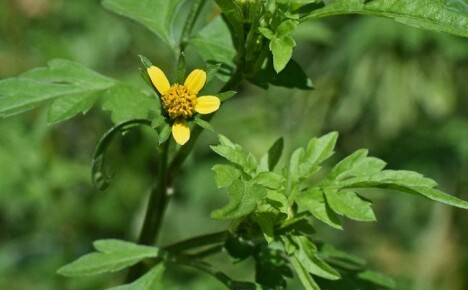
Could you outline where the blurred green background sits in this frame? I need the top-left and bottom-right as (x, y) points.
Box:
(1, 0), (467, 289)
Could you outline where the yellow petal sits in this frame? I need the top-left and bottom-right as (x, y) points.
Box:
(172, 118), (190, 145)
(147, 66), (171, 95)
(195, 96), (220, 114)
(184, 69), (206, 94)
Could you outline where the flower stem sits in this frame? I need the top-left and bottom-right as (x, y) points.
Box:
(180, 0), (207, 52)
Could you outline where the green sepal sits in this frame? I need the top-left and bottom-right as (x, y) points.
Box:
(158, 122), (172, 144)
(194, 116), (215, 132)
(139, 55), (153, 69)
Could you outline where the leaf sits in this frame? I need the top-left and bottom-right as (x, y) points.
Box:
(293, 236), (341, 280)
(102, 0), (184, 48)
(267, 137), (284, 171)
(57, 239), (159, 277)
(213, 0), (244, 50)
(102, 84), (158, 124)
(106, 263), (165, 290)
(47, 92), (100, 124)
(252, 212), (275, 243)
(253, 172), (285, 190)
(324, 190), (376, 222)
(302, 0), (468, 37)
(0, 59), (115, 119)
(249, 57), (314, 90)
(194, 117), (215, 132)
(224, 235), (254, 262)
(357, 270), (396, 289)
(270, 35), (296, 73)
(158, 123), (172, 144)
(277, 20), (298, 36)
(444, 0), (468, 15)
(92, 119), (152, 191)
(318, 243), (367, 270)
(296, 188), (343, 230)
(190, 16), (236, 68)
(217, 91), (237, 102)
(254, 247), (292, 288)
(327, 149), (386, 182)
(290, 132), (338, 182)
(211, 180), (267, 219)
(211, 135), (258, 176)
(151, 115), (166, 129)
(290, 256), (321, 290)
(212, 164), (242, 188)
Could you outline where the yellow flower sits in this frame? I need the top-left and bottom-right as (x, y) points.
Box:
(147, 66), (220, 145)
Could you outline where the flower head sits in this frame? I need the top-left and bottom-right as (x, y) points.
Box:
(147, 66), (220, 145)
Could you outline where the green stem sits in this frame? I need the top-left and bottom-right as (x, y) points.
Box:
(171, 257), (233, 288)
(163, 230), (228, 253)
(180, 0), (207, 52)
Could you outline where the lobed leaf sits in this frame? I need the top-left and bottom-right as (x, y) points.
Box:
(212, 164), (242, 188)
(324, 190), (376, 222)
(297, 189), (343, 230)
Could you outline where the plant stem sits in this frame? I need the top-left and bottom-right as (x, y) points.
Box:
(163, 230), (228, 253)
(180, 0), (207, 52)
(171, 257), (233, 288)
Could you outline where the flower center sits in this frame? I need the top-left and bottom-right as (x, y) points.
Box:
(161, 84), (196, 119)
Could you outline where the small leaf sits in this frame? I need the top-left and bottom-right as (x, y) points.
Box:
(253, 171), (285, 190)
(211, 180), (267, 219)
(217, 91), (237, 102)
(106, 263), (165, 290)
(211, 135), (258, 176)
(277, 20), (298, 36)
(357, 270), (396, 289)
(194, 117), (215, 132)
(270, 36), (296, 73)
(258, 27), (275, 40)
(57, 239), (159, 277)
(267, 137), (284, 171)
(318, 243), (366, 270)
(158, 123), (172, 144)
(252, 212), (275, 243)
(151, 115), (166, 129)
(212, 164), (242, 188)
(324, 190), (376, 222)
(205, 63), (222, 84)
(290, 256), (321, 290)
(47, 92), (99, 124)
(328, 149), (386, 182)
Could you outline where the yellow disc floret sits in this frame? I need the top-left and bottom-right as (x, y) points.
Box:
(161, 84), (197, 119)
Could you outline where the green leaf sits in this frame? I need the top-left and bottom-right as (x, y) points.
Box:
(297, 189), (343, 230)
(213, 0), (244, 50)
(253, 172), (285, 190)
(92, 119), (152, 191)
(102, 84), (158, 124)
(57, 239), (159, 277)
(194, 117), (215, 132)
(211, 135), (258, 176)
(290, 256), (321, 290)
(444, 0), (468, 15)
(0, 59), (115, 119)
(212, 164), (242, 188)
(206, 63), (222, 84)
(102, 0), (184, 48)
(106, 263), (165, 290)
(190, 16), (236, 68)
(217, 91), (237, 102)
(318, 243), (367, 270)
(151, 115), (166, 129)
(277, 20), (298, 36)
(357, 270), (396, 289)
(270, 35), (296, 73)
(293, 236), (341, 280)
(258, 27), (275, 40)
(158, 123), (172, 144)
(224, 235), (254, 261)
(211, 180), (267, 219)
(254, 247), (292, 288)
(267, 137), (284, 171)
(327, 149), (386, 182)
(252, 212), (275, 243)
(266, 190), (290, 214)
(290, 132), (338, 182)
(47, 92), (100, 124)
(302, 0), (468, 37)
(324, 190), (376, 222)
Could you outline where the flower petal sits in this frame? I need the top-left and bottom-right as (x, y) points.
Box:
(184, 69), (206, 94)
(147, 66), (171, 95)
(172, 118), (190, 145)
(195, 96), (221, 114)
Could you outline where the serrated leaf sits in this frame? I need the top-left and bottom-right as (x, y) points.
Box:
(102, 0), (184, 48)
(211, 180), (267, 219)
(211, 136), (258, 176)
(92, 119), (152, 190)
(302, 0), (468, 37)
(212, 164), (242, 188)
(324, 190), (376, 222)
(328, 149), (386, 182)
(0, 59), (115, 118)
(267, 137), (284, 171)
(57, 239), (159, 277)
(102, 84), (157, 124)
(290, 132), (338, 182)
(270, 35), (296, 73)
(253, 172), (285, 190)
(106, 263), (165, 290)
(190, 16), (236, 68)
(296, 189), (343, 230)
(206, 63), (222, 84)
(47, 92), (99, 124)
(266, 190), (289, 214)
